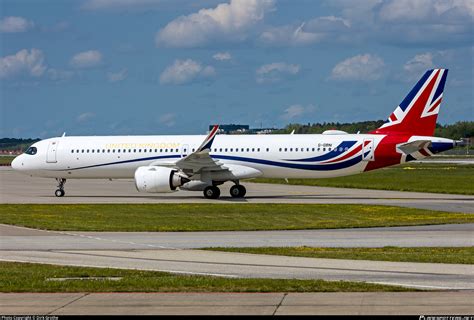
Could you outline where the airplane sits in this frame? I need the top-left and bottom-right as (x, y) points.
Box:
(12, 69), (458, 199)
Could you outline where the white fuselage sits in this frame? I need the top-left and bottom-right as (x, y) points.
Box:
(12, 133), (386, 180)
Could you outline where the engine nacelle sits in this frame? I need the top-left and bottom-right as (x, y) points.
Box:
(134, 166), (189, 193)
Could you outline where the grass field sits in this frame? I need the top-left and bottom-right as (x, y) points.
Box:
(0, 204), (472, 232)
(0, 156), (15, 165)
(0, 261), (412, 293)
(206, 247), (474, 264)
(250, 163), (474, 195)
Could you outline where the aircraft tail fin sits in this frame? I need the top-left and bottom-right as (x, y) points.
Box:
(371, 69), (448, 136)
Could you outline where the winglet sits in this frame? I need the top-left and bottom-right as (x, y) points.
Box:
(197, 125), (219, 152)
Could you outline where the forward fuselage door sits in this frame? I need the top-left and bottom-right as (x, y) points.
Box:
(362, 138), (375, 161)
(46, 140), (59, 163)
(181, 144), (189, 158)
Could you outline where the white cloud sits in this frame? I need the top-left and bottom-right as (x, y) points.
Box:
(0, 49), (46, 79)
(155, 0), (274, 48)
(76, 112), (96, 123)
(47, 68), (75, 82)
(0, 16), (34, 33)
(70, 50), (103, 69)
(107, 68), (128, 82)
(158, 113), (176, 127)
(330, 54), (385, 81)
(281, 104), (316, 120)
(260, 16), (350, 46)
(160, 59), (216, 85)
(213, 52), (232, 61)
(379, 0), (473, 23)
(256, 62), (300, 83)
(403, 53), (434, 79)
(82, 0), (161, 10)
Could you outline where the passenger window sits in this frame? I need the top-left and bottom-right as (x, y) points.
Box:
(92, 150), (95, 153)
(139, 149), (142, 152)
(192, 148), (195, 152)
(295, 148), (298, 151)
(284, 148), (287, 152)
(117, 149), (120, 153)
(290, 148), (293, 152)
(246, 148), (250, 152)
(87, 149), (90, 153)
(230, 148), (233, 152)
(159, 149), (162, 153)
(71, 150), (74, 153)
(257, 148), (260, 152)
(323, 148), (326, 151)
(279, 148), (282, 152)
(312, 148), (315, 152)
(266, 148), (269, 152)
(241, 148), (244, 152)
(102, 149), (105, 153)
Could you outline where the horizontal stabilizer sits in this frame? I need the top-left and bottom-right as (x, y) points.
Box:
(396, 140), (431, 155)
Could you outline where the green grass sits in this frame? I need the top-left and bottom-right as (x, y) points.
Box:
(0, 156), (15, 165)
(206, 247), (474, 264)
(250, 163), (474, 195)
(0, 204), (473, 232)
(0, 261), (413, 292)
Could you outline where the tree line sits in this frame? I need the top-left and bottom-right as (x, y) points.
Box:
(272, 121), (473, 140)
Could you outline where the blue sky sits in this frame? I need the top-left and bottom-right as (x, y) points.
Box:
(1, 0), (472, 138)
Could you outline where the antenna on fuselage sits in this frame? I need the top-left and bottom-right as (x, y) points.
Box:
(61, 132), (66, 137)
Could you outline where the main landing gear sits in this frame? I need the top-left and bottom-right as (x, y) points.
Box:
(202, 183), (247, 199)
(55, 178), (66, 197)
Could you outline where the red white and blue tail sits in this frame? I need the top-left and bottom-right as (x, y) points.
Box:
(371, 69), (448, 136)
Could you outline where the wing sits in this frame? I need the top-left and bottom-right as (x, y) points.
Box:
(175, 125), (228, 177)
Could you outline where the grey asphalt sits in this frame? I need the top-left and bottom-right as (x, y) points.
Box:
(1, 224), (473, 290)
(1, 168), (473, 212)
(1, 223), (473, 250)
(2, 292), (473, 315)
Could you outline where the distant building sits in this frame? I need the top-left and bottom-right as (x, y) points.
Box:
(210, 124), (249, 134)
(209, 124), (279, 135)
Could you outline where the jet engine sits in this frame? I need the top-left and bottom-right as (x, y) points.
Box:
(134, 166), (189, 193)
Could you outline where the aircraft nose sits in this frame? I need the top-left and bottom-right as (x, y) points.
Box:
(11, 156), (22, 170)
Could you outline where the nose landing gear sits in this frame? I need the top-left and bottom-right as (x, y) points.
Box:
(55, 178), (66, 197)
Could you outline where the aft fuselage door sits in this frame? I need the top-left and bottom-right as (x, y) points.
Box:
(46, 141), (59, 163)
(362, 138), (375, 161)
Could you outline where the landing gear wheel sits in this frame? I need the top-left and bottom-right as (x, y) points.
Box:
(203, 186), (220, 199)
(230, 185), (246, 198)
(55, 178), (66, 197)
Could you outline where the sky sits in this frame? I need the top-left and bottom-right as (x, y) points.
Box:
(0, 0), (473, 138)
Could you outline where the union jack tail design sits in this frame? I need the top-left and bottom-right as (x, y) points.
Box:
(371, 69), (448, 136)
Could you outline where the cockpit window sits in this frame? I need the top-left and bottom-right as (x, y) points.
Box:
(25, 147), (37, 155)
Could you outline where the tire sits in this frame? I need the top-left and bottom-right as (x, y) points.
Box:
(238, 185), (246, 197)
(230, 185), (246, 198)
(203, 186), (220, 199)
(55, 189), (65, 197)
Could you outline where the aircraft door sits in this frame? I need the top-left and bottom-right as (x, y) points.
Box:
(362, 138), (375, 161)
(46, 141), (59, 163)
(181, 144), (189, 158)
